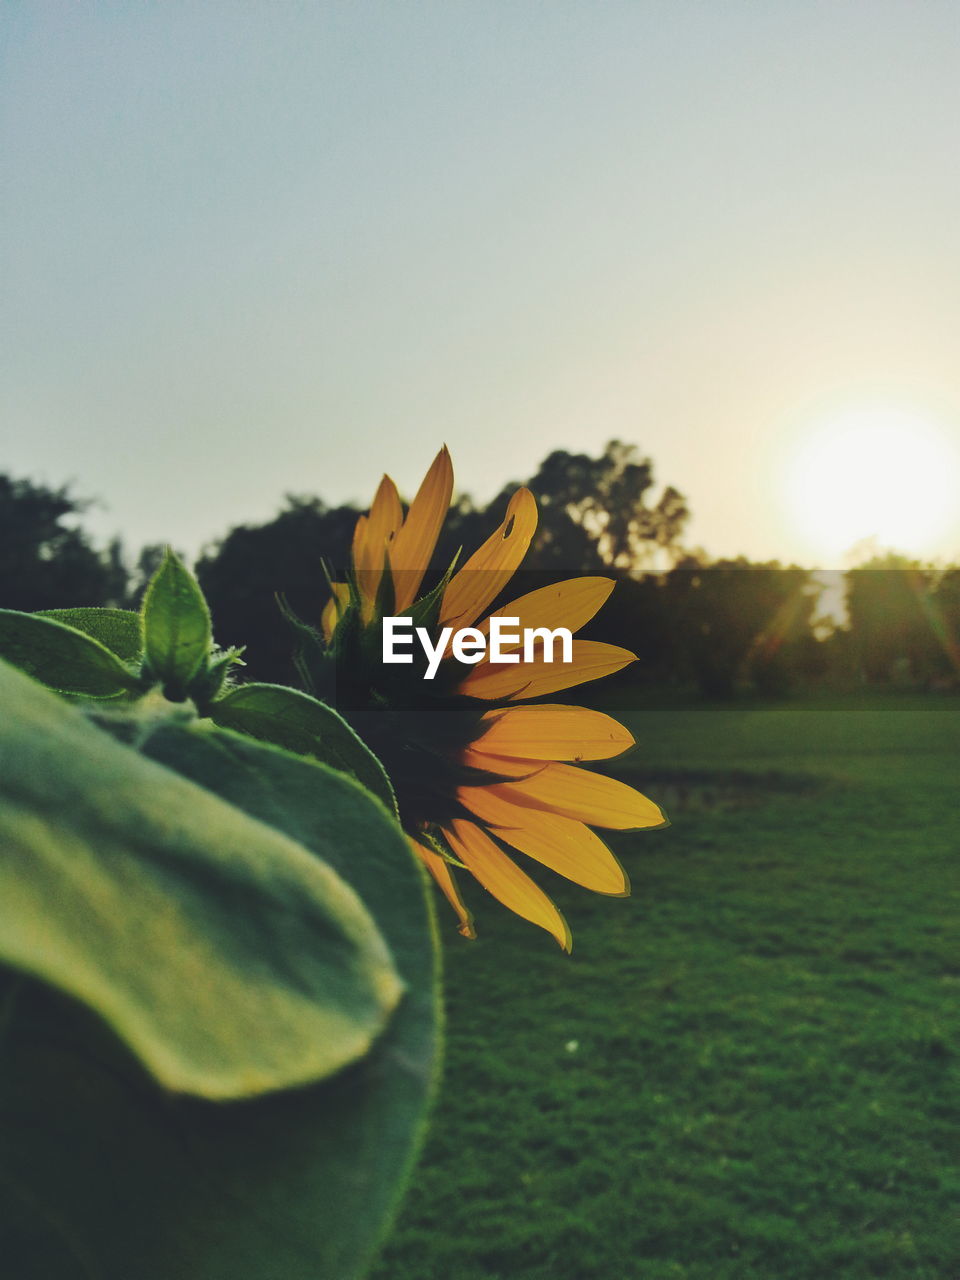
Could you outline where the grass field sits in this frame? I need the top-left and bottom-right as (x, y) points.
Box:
(374, 694), (959, 1280)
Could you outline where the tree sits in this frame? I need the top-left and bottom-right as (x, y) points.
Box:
(0, 474), (127, 611)
(930, 568), (960, 682)
(197, 442), (690, 683)
(435, 440), (689, 579)
(196, 497), (359, 682)
(527, 440), (688, 570)
(663, 556), (818, 697)
(845, 554), (938, 684)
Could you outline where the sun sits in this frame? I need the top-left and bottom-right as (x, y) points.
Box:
(781, 405), (960, 561)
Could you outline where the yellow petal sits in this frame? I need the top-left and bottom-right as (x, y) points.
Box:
(409, 836), (476, 939)
(440, 488), (538, 630)
(353, 475), (403, 568)
(477, 576), (615, 642)
(473, 704), (635, 761)
(390, 446), (454, 612)
(461, 748), (544, 779)
(485, 761), (666, 830)
(351, 512), (368, 563)
(353, 475), (403, 615)
(458, 788), (629, 895)
(446, 819), (571, 951)
(321, 581), (351, 642)
(459, 640), (636, 700)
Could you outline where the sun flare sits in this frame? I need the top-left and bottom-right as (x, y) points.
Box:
(782, 405), (960, 561)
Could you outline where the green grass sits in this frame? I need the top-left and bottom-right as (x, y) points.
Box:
(374, 695), (960, 1279)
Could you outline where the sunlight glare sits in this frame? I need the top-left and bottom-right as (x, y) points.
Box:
(782, 406), (960, 561)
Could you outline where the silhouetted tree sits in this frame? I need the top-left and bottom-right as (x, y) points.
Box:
(436, 440), (689, 578)
(845, 555), (938, 683)
(525, 440), (688, 570)
(196, 497), (359, 682)
(197, 443), (690, 680)
(663, 556), (817, 697)
(0, 474), (127, 610)
(579, 571), (682, 685)
(929, 568), (960, 682)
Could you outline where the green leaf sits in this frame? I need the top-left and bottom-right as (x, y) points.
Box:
(0, 658), (402, 1100)
(0, 683), (439, 1280)
(0, 609), (141, 697)
(141, 549), (211, 695)
(210, 682), (397, 814)
(37, 607), (144, 661)
(140, 719), (439, 1280)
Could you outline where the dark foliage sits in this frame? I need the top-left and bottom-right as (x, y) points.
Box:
(196, 441), (692, 683)
(435, 440), (689, 577)
(0, 475), (127, 611)
(846, 555), (960, 686)
(6, 453), (956, 697)
(195, 497), (359, 683)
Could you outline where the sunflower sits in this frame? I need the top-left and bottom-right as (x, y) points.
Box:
(314, 446), (667, 949)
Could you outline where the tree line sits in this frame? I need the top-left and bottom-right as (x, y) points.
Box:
(3, 445), (958, 697)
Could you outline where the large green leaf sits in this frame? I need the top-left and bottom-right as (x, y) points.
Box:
(141, 720), (439, 1276)
(0, 658), (402, 1099)
(141, 549), (211, 694)
(37, 607), (144, 662)
(0, 684), (439, 1280)
(211, 681), (397, 813)
(0, 609), (141, 696)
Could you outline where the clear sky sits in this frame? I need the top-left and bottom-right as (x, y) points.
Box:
(4, 2), (960, 568)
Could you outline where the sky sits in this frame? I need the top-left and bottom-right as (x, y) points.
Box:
(4, 1), (960, 568)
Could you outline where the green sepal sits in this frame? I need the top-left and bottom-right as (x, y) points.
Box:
(355, 557), (400, 671)
(420, 826), (467, 870)
(333, 587), (365, 661)
(141, 549), (212, 698)
(210, 682), (397, 815)
(408, 551), (460, 633)
(37, 607), (144, 662)
(0, 609), (142, 698)
(190, 646), (246, 711)
(372, 551), (396, 623)
(276, 594), (328, 693)
(318, 559), (348, 644)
